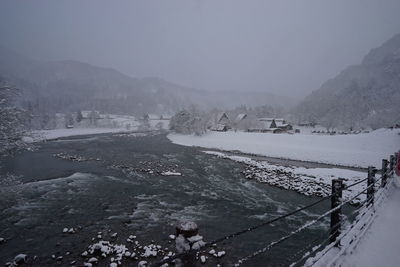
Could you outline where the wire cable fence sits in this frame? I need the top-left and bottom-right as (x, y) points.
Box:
(151, 152), (398, 267)
(308, 176), (395, 267)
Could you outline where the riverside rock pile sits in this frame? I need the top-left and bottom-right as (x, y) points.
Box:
(110, 160), (182, 177)
(54, 152), (103, 163)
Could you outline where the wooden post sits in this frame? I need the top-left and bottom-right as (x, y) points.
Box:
(367, 167), (376, 206)
(389, 155), (395, 176)
(330, 179), (343, 245)
(381, 159), (388, 187)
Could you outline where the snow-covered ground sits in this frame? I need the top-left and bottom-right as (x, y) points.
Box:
(168, 129), (400, 168)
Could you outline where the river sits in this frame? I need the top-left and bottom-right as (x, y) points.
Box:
(0, 132), (353, 266)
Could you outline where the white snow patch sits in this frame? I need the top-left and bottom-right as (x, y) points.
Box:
(161, 171), (182, 176)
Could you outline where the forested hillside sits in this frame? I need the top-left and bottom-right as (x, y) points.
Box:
(294, 34), (400, 130)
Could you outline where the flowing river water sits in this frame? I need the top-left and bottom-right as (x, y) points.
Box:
(0, 132), (354, 266)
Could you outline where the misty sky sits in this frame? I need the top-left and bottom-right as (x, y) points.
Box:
(1, 0), (400, 98)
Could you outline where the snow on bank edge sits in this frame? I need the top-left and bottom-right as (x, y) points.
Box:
(204, 151), (367, 203)
(24, 128), (133, 142)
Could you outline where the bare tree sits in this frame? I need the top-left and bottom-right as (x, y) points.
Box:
(0, 80), (30, 156)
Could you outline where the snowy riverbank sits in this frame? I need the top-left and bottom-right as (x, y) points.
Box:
(168, 129), (400, 168)
(24, 128), (145, 142)
(205, 151), (367, 203)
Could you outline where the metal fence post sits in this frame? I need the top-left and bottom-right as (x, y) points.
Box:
(381, 159), (388, 187)
(330, 179), (343, 245)
(367, 167), (376, 206)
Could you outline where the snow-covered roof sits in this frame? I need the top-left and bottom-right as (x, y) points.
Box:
(216, 112), (230, 123)
(276, 122), (290, 127)
(235, 113), (247, 123)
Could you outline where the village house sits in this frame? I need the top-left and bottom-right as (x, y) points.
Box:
(248, 118), (293, 133)
(210, 112), (231, 132)
(232, 113), (251, 131)
(234, 113), (247, 125)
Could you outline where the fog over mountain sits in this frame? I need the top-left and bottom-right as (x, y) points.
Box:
(0, 45), (295, 116)
(1, 1), (400, 130)
(1, 1), (400, 99)
(294, 34), (400, 130)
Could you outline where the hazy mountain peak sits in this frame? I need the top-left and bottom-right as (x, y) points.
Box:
(294, 33), (400, 130)
(0, 45), (295, 115)
(362, 33), (400, 65)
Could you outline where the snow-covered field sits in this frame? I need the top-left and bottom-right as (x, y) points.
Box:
(169, 129), (400, 168)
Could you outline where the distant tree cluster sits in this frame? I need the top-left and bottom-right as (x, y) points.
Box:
(0, 80), (29, 156)
(169, 109), (207, 135)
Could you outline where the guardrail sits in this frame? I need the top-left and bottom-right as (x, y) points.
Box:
(151, 152), (399, 267)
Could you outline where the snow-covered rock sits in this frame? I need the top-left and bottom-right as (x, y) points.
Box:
(216, 251), (226, 257)
(88, 257), (98, 263)
(13, 254), (27, 265)
(141, 245), (158, 257)
(200, 255), (207, 263)
(175, 235), (190, 253)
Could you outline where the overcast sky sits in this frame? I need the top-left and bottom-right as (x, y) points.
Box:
(1, 0), (400, 98)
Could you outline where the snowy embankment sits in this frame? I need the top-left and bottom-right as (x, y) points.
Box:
(309, 176), (400, 267)
(205, 151), (367, 203)
(25, 128), (134, 142)
(337, 179), (400, 267)
(168, 129), (400, 168)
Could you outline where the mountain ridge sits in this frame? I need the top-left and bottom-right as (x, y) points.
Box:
(293, 34), (400, 129)
(0, 45), (296, 115)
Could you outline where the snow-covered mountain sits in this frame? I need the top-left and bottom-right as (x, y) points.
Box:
(294, 34), (400, 129)
(0, 46), (296, 115)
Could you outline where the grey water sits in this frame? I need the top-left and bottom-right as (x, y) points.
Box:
(0, 133), (349, 266)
